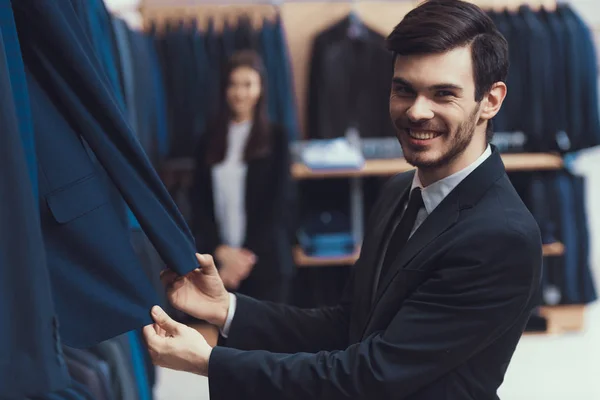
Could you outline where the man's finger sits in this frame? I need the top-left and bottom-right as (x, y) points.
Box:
(160, 269), (180, 287)
(151, 305), (180, 335)
(154, 322), (167, 337)
(196, 253), (218, 275)
(142, 324), (162, 348)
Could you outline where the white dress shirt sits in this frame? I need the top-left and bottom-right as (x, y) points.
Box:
(408, 144), (492, 237)
(211, 120), (252, 249)
(221, 145), (493, 338)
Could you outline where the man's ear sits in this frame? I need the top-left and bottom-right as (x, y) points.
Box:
(479, 82), (507, 121)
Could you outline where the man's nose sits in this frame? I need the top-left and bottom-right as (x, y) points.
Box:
(406, 96), (434, 122)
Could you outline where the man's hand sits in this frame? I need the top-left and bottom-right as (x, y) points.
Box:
(161, 253), (230, 329)
(143, 306), (211, 376)
(215, 246), (256, 290)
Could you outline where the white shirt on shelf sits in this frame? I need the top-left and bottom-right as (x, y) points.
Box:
(211, 120), (252, 249)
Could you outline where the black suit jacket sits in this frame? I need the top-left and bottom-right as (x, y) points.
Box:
(307, 15), (395, 139)
(208, 147), (542, 400)
(191, 123), (296, 280)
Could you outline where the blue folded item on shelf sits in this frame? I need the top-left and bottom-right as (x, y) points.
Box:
(297, 211), (356, 257)
(300, 232), (356, 257)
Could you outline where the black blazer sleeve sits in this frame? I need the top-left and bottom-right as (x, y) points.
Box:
(207, 227), (540, 400)
(190, 139), (222, 255)
(222, 267), (354, 354)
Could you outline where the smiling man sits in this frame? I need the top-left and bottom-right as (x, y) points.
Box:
(143, 1), (543, 399)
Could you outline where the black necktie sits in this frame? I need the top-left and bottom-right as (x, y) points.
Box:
(379, 187), (424, 285)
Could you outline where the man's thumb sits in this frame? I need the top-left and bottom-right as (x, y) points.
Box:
(196, 253), (217, 274)
(151, 306), (179, 333)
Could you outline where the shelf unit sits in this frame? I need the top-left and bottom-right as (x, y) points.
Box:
(291, 153), (564, 179)
(293, 152), (565, 266)
(294, 241), (565, 267)
(293, 152), (583, 335)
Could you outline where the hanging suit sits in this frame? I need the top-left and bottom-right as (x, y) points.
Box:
(0, 1), (71, 397)
(307, 15), (395, 139)
(11, 0), (198, 349)
(561, 5), (600, 149)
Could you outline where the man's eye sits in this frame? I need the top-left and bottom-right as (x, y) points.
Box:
(436, 90), (454, 97)
(394, 86), (413, 95)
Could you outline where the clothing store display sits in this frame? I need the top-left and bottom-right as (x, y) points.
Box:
(306, 13), (395, 140)
(489, 5), (600, 152)
(2, 0), (599, 397)
(507, 170), (597, 306)
(151, 11), (299, 159)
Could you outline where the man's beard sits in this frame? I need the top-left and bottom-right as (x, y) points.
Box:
(402, 105), (480, 171)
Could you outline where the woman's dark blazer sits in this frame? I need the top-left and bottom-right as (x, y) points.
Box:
(190, 123), (296, 280)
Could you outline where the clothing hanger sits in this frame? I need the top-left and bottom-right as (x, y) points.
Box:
(347, 0), (366, 39)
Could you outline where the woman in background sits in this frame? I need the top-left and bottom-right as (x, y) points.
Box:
(191, 49), (295, 303)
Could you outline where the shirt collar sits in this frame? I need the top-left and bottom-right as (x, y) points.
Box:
(411, 145), (492, 214)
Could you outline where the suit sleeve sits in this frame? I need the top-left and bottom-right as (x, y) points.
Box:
(220, 264), (355, 354)
(208, 228), (541, 400)
(13, 1), (198, 276)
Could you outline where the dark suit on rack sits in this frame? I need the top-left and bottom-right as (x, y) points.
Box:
(561, 5), (600, 149)
(191, 124), (296, 302)
(208, 147), (542, 400)
(11, 0), (198, 348)
(307, 15), (395, 139)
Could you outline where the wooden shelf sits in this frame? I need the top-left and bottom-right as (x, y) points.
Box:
(294, 242), (564, 267)
(542, 241), (565, 257)
(292, 158), (413, 179)
(293, 246), (361, 267)
(160, 153), (564, 180)
(291, 153), (564, 180)
(524, 305), (586, 336)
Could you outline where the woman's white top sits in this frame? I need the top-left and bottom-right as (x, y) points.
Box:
(211, 120), (252, 248)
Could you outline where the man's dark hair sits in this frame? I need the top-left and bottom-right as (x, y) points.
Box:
(385, 0), (509, 142)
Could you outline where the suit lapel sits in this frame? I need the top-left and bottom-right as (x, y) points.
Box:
(377, 192), (460, 298)
(353, 172), (414, 328)
(359, 147), (507, 338)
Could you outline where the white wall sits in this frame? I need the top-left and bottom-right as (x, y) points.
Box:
(104, 0), (143, 29)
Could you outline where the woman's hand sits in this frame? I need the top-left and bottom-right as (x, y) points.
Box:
(161, 253), (231, 329)
(215, 245), (256, 290)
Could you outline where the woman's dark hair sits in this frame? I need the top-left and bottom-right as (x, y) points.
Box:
(205, 49), (271, 165)
(385, 0), (509, 142)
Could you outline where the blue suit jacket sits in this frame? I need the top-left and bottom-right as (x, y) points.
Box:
(11, 0), (199, 349)
(0, 1), (71, 397)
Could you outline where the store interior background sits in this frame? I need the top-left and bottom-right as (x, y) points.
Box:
(104, 0), (600, 398)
